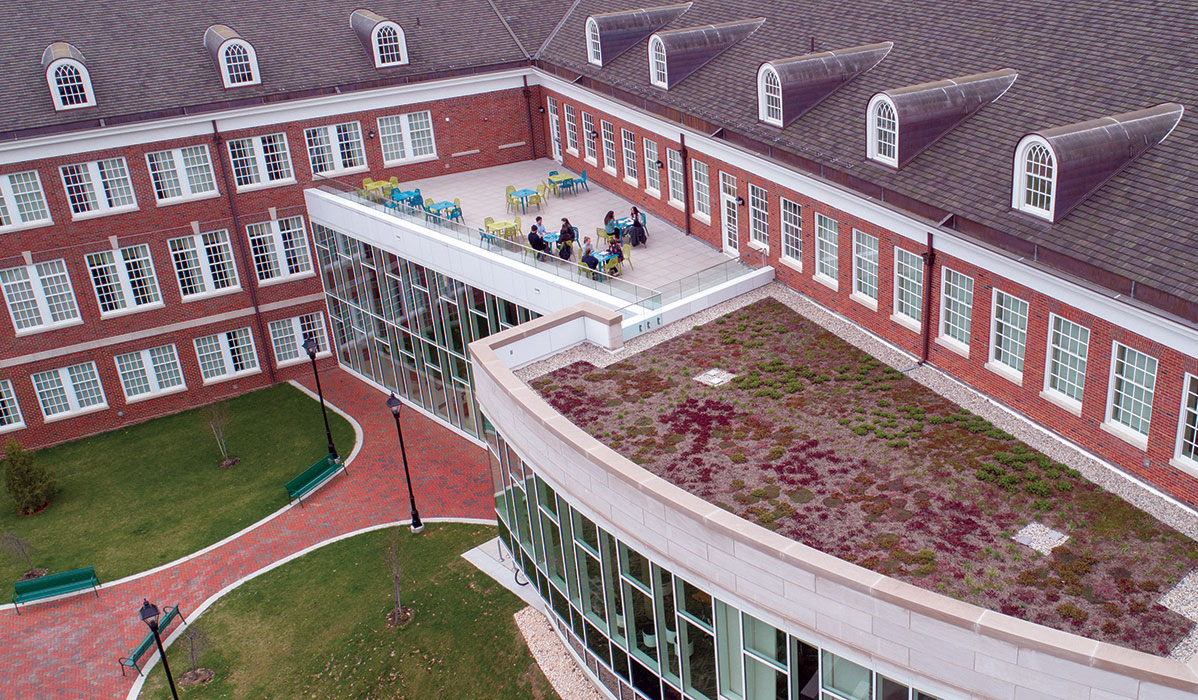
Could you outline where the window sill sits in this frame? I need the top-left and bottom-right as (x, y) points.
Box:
(1100, 420), (1149, 452)
(382, 154), (438, 168)
(1039, 389), (1083, 417)
(1169, 456), (1198, 480)
(778, 257), (802, 274)
(603, 166), (618, 177)
(276, 350), (331, 369)
(584, 157), (598, 167)
(0, 219), (54, 235)
(645, 187), (661, 199)
(123, 384), (188, 405)
(202, 368), (262, 386)
(70, 204), (140, 222)
(850, 292), (878, 311)
(692, 212), (711, 225)
(256, 271), (316, 288)
(566, 148), (579, 157)
(813, 273), (838, 292)
(42, 403), (108, 424)
(312, 165), (369, 180)
(747, 240), (769, 254)
(0, 421), (26, 434)
(156, 191), (221, 208)
(98, 301), (165, 320)
(235, 178), (297, 194)
(622, 176), (639, 187)
(984, 360), (1023, 386)
(180, 287), (243, 304)
(13, 318), (84, 337)
(890, 312), (921, 334)
(667, 199), (684, 211)
(935, 335), (970, 359)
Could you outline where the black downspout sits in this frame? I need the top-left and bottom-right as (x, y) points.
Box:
(209, 120), (277, 385)
(918, 230), (936, 365)
(679, 133), (692, 239)
(521, 76), (538, 160)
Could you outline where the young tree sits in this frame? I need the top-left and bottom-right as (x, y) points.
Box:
(2, 439), (56, 515)
(0, 532), (34, 574)
(204, 402), (231, 463)
(383, 527), (405, 622)
(181, 625), (210, 672)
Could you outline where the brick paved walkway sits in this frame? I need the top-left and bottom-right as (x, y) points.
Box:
(0, 369), (493, 700)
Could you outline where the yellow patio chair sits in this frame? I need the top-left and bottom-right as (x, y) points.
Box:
(484, 216), (495, 232)
(526, 190), (543, 212)
(513, 215), (522, 238)
(545, 178), (559, 197)
(505, 185), (517, 213)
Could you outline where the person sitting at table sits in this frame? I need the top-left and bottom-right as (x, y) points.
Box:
(603, 211), (622, 243)
(625, 215), (647, 248)
(528, 226), (548, 259)
(560, 218), (576, 244)
(581, 237), (599, 277)
(629, 206), (644, 227)
(534, 216), (547, 236)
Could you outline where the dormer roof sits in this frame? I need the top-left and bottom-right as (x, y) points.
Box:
(350, 9), (388, 53)
(203, 24), (242, 64)
(762, 42), (892, 126)
(652, 18), (763, 88)
(41, 41), (86, 68)
(589, 4), (692, 65)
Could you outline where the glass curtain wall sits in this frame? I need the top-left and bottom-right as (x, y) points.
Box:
(312, 223), (539, 437)
(484, 416), (946, 700)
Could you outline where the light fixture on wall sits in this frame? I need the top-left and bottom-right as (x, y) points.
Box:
(538, 106), (546, 113)
(655, 159), (664, 169)
(367, 129), (376, 139)
(736, 196), (746, 206)
(589, 130), (599, 140)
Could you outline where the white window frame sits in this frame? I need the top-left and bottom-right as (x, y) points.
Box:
(32, 362), (107, 421)
(269, 312), (329, 367)
(866, 94), (899, 167)
(1041, 314), (1089, 414)
(621, 129), (638, 185)
(780, 198), (801, 268)
(1173, 374), (1198, 476)
(46, 58), (96, 111)
(987, 289), (1030, 384)
(582, 112), (597, 164)
(643, 138), (660, 195)
(371, 22), (409, 67)
(1103, 342), (1157, 447)
(586, 18), (602, 66)
(648, 36), (668, 88)
(748, 184), (769, 249)
(600, 120), (617, 175)
(218, 40), (261, 88)
(377, 111), (438, 166)
(814, 213), (839, 290)
(692, 160), (711, 219)
(851, 229), (879, 309)
(0, 259), (81, 334)
(0, 170), (53, 232)
(59, 157), (138, 219)
(937, 267), (973, 356)
(145, 146), (218, 205)
(892, 247), (924, 331)
(85, 244), (162, 317)
(227, 133), (294, 191)
(168, 230), (240, 300)
(757, 64), (783, 126)
(114, 345), (186, 402)
(666, 148), (684, 208)
(305, 122), (368, 176)
(0, 379), (25, 433)
(246, 216), (313, 284)
(194, 328), (260, 384)
(1012, 135), (1056, 221)
(564, 104), (579, 154)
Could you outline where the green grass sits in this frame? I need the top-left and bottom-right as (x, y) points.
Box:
(140, 524), (558, 700)
(0, 384), (355, 583)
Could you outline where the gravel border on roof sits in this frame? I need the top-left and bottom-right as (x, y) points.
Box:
(514, 606), (605, 700)
(515, 281), (1198, 541)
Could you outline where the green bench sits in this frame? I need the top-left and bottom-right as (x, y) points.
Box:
(118, 604), (185, 676)
(285, 453), (348, 506)
(11, 566), (99, 614)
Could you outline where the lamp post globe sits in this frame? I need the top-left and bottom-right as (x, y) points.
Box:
(387, 393), (424, 533)
(139, 599), (179, 700)
(303, 335), (339, 461)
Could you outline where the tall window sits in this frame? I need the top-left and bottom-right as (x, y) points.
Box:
(221, 42), (259, 87)
(114, 345), (185, 400)
(621, 130), (638, 182)
(780, 198), (801, 263)
(692, 160), (710, 217)
(871, 99), (898, 165)
(991, 290), (1030, 375)
(0, 380), (23, 432)
(564, 104), (579, 153)
(666, 149), (684, 205)
(146, 146), (217, 203)
(0, 171), (52, 231)
(600, 120), (617, 172)
(168, 230), (239, 298)
(246, 216), (312, 282)
(893, 248), (924, 324)
(372, 23), (408, 67)
(1177, 375), (1198, 466)
(582, 113), (597, 162)
(852, 230), (879, 302)
(85, 244), (161, 314)
(748, 184), (769, 247)
(814, 214), (839, 284)
(643, 139), (660, 194)
(32, 362), (106, 418)
(1018, 141), (1055, 218)
(586, 18), (602, 65)
(59, 158), (137, 217)
(48, 61), (95, 110)
(378, 111), (437, 164)
(939, 267), (973, 348)
(0, 260), (80, 332)
(195, 328), (259, 382)
(227, 134), (294, 189)
(269, 313), (328, 365)
(758, 66), (783, 125)
(649, 37), (668, 87)
(1108, 343), (1156, 437)
(1045, 316), (1089, 405)
(305, 122), (367, 174)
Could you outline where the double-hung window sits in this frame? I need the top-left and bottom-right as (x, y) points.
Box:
(114, 345), (185, 400)
(780, 198), (801, 264)
(0, 171), (52, 231)
(691, 160), (710, 218)
(1044, 315), (1089, 407)
(748, 184), (769, 247)
(85, 244), (161, 315)
(564, 104), (579, 153)
(989, 290), (1029, 379)
(582, 113), (597, 163)
(666, 148), (684, 205)
(851, 230), (879, 305)
(893, 247), (924, 327)
(145, 146), (217, 203)
(643, 139), (660, 194)
(814, 214), (839, 287)
(600, 120), (617, 173)
(59, 158), (137, 217)
(32, 362), (106, 419)
(1107, 343), (1156, 440)
(939, 268), (973, 349)
(227, 133), (294, 189)
(269, 312), (328, 366)
(194, 328), (259, 382)
(0, 380), (24, 432)
(1176, 375), (1198, 469)
(246, 216), (312, 283)
(305, 122), (367, 175)
(168, 230), (239, 298)
(0, 259), (80, 332)
(621, 129), (638, 182)
(378, 111), (437, 165)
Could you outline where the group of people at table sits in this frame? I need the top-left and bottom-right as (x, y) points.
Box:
(526, 207), (647, 277)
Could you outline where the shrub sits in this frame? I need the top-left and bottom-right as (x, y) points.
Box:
(730, 478), (746, 491)
(1055, 480), (1073, 492)
(1056, 603), (1088, 623)
(996, 474), (1022, 490)
(1024, 480), (1053, 497)
(3, 439), (56, 516)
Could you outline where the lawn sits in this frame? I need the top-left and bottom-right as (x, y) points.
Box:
(0, 383), (355, 583)
(140, 524), (559, 700)
(532, 297), (1198, 656)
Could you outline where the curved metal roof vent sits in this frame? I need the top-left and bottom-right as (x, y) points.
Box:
(203, 24), (242, 63)
(872, 69), (1017, 168)
(1022, 103), (1184, 222)
(589, 3), (692, 66)
(41, 41), (86, 68)
(761, 42), (892, 126)
(652, 18), (764, 88)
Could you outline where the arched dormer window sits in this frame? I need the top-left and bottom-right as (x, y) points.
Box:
(586, 18), (602, 65)
(866, 94), (898, 166)
(220, 40), (260, 87)
(648, 36), (668, 88)
(372, 22), (408, 67)
(1012, 136), (1055, 220)
(757, 64), (782, 126)
(48, 60), (95, 110)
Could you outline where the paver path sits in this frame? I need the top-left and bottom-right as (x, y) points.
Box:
(0, 370), (493, 700)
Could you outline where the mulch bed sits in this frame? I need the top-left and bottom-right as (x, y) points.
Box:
(532, 298), (1198, 656)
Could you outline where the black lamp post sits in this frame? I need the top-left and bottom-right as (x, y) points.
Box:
(386, 393), (424, 533)
(139, 599), (179, 700)
(303, 336), (339, 461)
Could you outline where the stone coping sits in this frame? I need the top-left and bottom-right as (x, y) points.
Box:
(468, 304), (1198, 693)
